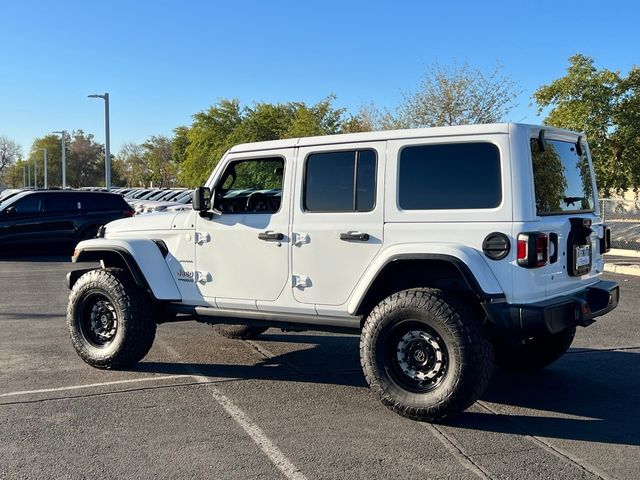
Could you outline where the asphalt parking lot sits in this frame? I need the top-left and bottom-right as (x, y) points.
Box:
(1, 255), (638, 480)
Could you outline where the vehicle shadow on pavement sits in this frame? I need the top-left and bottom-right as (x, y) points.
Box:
(136, 335), (638, 446)
(453, 348), (640, 446)
(134, 333), (367, 387)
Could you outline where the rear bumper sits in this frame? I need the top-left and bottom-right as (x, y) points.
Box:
(485, 280), (619, 342)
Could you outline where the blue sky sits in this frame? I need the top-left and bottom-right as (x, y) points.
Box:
(1, 0), (638, 155)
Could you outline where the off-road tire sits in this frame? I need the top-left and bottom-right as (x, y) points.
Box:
(360, 288), (493, 422)
(67, 268), (156, 369)
(212, 324), (269, 340)
(494, 327), (575, 372)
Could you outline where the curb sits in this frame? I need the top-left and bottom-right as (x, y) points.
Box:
(606, 248), (640, 258)
(604, 263), (640, 276)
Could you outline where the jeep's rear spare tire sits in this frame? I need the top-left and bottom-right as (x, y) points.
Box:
(67, 268), (156, 369)
(360, 288), (493, 421)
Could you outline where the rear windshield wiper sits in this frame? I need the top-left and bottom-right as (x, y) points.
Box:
(563, 196), (584, 206)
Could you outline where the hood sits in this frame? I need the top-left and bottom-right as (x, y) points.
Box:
(105, 211), (179, 234)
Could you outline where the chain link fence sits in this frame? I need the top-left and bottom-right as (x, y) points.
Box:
(600, 198), (640, 250)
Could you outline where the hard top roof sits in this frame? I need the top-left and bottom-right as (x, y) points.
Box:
(228, 123), (582, 154)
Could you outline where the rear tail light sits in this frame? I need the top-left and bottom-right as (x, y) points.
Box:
(122, 209), (134, 217)
(517, 232), (549, 268)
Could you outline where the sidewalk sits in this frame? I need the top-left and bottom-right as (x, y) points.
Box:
(604, 248), (640, 276)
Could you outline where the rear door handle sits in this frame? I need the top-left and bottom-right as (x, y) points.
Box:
(340, 231), (370, 242)
(258, 231), (284, 241)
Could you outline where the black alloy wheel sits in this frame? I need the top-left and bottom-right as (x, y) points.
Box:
(78, 292), (119, 347)
(384, 320), (449, 393)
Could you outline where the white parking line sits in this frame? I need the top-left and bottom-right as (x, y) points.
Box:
(0, 375), (187, 398)
(160, 343), (308, 480)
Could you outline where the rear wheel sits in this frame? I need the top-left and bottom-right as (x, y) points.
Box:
(211, 324), (269, 340)
(360, 288), (493, 422)
(494, 327), (575, 372)
(67, 268), (156, 369)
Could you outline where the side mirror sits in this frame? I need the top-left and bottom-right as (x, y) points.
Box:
(192, 187), (212, 216)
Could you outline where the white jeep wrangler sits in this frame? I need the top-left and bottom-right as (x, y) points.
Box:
(66, 123), (619, 421)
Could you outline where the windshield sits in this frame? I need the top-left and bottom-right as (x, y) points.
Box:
(530, 137), (595, 215)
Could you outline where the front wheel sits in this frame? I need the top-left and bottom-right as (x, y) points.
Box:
(360, 288), (493, 422)
(67, 268), (156, 369)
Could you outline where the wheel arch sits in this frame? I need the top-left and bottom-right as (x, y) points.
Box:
(349, 250), (505, 320)
(70, 238), (181, 301)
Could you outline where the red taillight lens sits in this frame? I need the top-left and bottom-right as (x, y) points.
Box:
(517, 232), (549, 268)
(517, 239), (527, 260)
(123, 209), (134, 217)
(535, 233), (549, 267)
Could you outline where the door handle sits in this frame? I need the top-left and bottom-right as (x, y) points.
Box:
(340, 231), (370, 242)
(258, 231), (284, 241)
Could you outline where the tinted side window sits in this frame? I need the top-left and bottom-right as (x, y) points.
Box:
(304, 149), (377, 212)
(44, 194), (80, 213)
(530, 138), (595, 214)
(12, 195), (42, 214)
(82, 193), (127, 211)
(398, 143), (501, 210)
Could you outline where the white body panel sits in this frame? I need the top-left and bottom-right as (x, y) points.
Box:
(73, 123), (606, 323)
(194, 148), (294, 305)
(291, 142), (385, 306)
(75, 238), (181, 300)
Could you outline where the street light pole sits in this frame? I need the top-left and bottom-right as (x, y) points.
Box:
(88, 93), (111, 190)
(53, 131), (67, 189)
(40, 148), (48, 189)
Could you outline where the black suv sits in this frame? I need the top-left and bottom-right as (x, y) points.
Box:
(0, 190), (134, 252)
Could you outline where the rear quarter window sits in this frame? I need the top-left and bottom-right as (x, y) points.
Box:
(44, 194), (80, 213)
(81, 193), (129, 211)
(398, 142), (501, 210)
(530, 138), (595, 215)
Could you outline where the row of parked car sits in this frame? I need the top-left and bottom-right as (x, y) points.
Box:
(66, 186), (194, 215)
(0, 186), (193, 253)
(115, 187), (192, 215)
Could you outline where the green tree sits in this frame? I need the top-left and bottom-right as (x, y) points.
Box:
(66, 130), (104, 187)
(341, 104), (380, 133)
(114, 143), (146, 187)
(3, 159), (28, 188)
(143, 135), (177, 188)
(181, 99), (243, 186)
(533, 54), (640, 196)
(389, 61), (519, 128)
(179, 96), (349, 186)
(26, 134), (64, 188)
(172, 126), (190, 166)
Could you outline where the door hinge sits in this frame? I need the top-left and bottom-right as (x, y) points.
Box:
(195, 231), (211, 245)
(292, 232), (310, 247)
(292, 275), (311, 289)
(195, 271), (212, 284)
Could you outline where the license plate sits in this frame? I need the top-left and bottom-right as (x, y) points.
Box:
(575, 245), (591, 268)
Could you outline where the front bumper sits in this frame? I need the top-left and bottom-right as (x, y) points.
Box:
(485, 280), (619, 342)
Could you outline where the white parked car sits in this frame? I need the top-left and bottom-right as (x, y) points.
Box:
(66, 124), (619, 421)
(139, 190), (192, 214)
